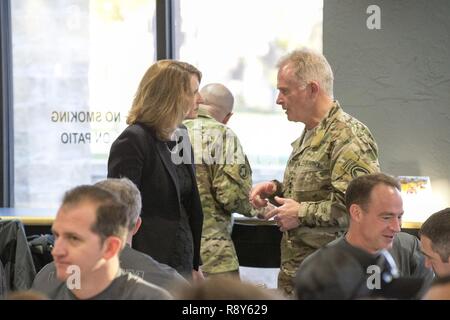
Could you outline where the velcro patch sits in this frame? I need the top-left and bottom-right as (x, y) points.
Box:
(239, 165), (248, 179)
(342, 159), (370, 178)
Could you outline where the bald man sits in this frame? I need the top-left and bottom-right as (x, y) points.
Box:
(184, 83), (254, 278)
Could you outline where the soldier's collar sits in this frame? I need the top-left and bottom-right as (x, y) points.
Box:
(197, 108), (214, 119)
(309, 101), (343, 147)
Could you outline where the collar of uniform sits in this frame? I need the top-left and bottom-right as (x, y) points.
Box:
(309, 100), (343, 147)
(291, 132), (304, 149)
(197, 107), (214, 120)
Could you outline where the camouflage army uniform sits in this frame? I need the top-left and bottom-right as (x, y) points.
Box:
(184, 110), (254, 275)
(272, 101), (380, 296)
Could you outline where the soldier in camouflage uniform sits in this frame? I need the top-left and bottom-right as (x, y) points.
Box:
(184, 83), (254, 278)
(250, 49), (380, 296)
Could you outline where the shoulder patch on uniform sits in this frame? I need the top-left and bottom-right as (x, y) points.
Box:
(239, 165), (248, 179)
(342, 159), (370, 178)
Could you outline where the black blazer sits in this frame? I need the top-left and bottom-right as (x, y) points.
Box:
(107, 123), (203, 270)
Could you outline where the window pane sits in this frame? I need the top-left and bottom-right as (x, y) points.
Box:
(12, 0), (156, 208)
(175, 0), (323, 183)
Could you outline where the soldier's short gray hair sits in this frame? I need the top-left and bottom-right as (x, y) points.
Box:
(277, 48), (334, 98)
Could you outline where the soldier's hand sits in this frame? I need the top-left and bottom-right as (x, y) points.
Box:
(265, 196), (301, 232)
(249, 181), (277, 208)
(255, 203), (277, 219)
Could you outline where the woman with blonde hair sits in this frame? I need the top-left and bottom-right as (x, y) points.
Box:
(108, 60), (204, 281)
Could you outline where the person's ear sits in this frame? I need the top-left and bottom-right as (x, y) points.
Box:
(222, 112), (233, 125)
(309, 81), (320, 98)
(349, 204), (364, 222)
(132, 217), (142, 236)
(102, 236), (122, 260)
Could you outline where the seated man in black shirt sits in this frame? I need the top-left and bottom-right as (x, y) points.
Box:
(34, 185), (171, 300)
(33, 179), (186, 296)
(295, 173), (432, 300)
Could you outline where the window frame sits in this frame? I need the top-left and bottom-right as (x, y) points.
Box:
(0, 0), (14, 206)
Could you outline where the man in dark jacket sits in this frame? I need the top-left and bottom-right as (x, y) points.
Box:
(0, 219), (36, 296)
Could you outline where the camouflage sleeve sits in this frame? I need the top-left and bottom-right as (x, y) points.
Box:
(211, 133), (254, 217)
(300, 132), (380, 227)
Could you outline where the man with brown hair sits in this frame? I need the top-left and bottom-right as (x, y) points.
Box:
(295, 173), (431, 299)
(419, 207), (450, 278)
(40, 185), (171, 299)
(33, 178), (187, 295)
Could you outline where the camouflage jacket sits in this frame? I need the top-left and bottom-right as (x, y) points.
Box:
(276, 101), (380, 228)
(184, 110), (253, 273)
